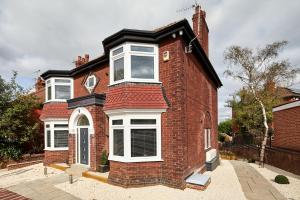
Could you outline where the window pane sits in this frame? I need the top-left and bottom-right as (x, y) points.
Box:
(131, 46), (154, 53)
(55, 85), (71, 99)
(131, 56), (154, 79)
(54, 124), (68, 128)
(46, 124), (50, 128)
(88, 77), (95, 87)
(112, 47), (123, 56)
(113, 129), (124, 156)
(112, 119), (123, 125)
(131, 119), (156, 125)
(54, 130), (68, 147)
(114, 57), (124, 81)
(77, 115), (89, 126)
(47, 86), (52, 100)
(47, 130), (51, 147)
(131, 129), (156, 157)
(55, 79), (71, 83)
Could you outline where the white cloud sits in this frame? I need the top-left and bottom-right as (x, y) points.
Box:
(0, 0), (299, 121)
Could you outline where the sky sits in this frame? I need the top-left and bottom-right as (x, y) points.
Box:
(0, 0), (300, 122)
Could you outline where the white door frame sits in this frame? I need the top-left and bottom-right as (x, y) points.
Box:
(69, 107), (94, 167)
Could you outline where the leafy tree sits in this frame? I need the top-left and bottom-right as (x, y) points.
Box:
(224, 41), (299, 166)
(218, 119), (232, 135)
(0, 72), (42, 161)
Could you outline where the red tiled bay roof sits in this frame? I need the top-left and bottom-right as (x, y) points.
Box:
(40, 102), (69, 120)
(103, 84), (168, 111)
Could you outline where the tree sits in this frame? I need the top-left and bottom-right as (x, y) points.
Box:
(218, 119), (232, 135)
(0, 72), (42, 161)
(224, 41), (300, 166)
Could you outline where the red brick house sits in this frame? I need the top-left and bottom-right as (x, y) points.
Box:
(40, 6), (222, 188)
(273, 100), (300, 152)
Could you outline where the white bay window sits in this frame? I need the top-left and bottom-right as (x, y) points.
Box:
(109, 43), (159, 85)
(44, 121), (69, 150)
(107, 110), (164, 162)
(45, 78), (73, 102)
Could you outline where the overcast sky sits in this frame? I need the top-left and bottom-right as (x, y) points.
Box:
(1, 0), (300, 121)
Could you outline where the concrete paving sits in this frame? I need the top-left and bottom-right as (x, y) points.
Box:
(7, 173), (81, 200)
(230, 160), (286, 200)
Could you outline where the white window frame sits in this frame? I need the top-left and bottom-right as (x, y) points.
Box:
(109, 42), (159, 85)
(106, 109), (165, 162)
(45, 77), (74, 102)
(44, 120), (69, 151)
(204, 128), (211, 150)
(85, 75), (97, 92)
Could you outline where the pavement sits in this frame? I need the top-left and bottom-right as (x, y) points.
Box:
(230, 160), (287, 200)
(7, 173), (81, 200)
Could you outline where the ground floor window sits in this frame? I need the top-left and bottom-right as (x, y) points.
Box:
(204, 128), (211, 150)
(107, 110), (163, 162)
(44, 121), (69, 150)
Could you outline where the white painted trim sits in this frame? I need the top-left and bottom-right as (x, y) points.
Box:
(108, 110), (164, 163)
(109, 42), (159, 86)
(42, 118), (68, 122)
(69, 107), (94, 134)
(45, 77), (74, 103)
(69, 107), (93, 167)
(85, 75), (97, 92)
(44, 120), (69, 151)
(105, 108), (166, 116)
(273, 101), (300, 112)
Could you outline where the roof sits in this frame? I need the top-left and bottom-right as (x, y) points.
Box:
(103, 84), (168, 110)
(273, 100), (300, 112)
(41, 19), (222, 88)
(277, 87), (300, 99)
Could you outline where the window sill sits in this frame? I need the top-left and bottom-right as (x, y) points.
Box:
(44, 147), (69, 151)
(109, 80), (162, 87)
(45, 99), (69, 103)
(109, 156), (163, 163)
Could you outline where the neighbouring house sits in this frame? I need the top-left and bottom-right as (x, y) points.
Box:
(231, 86), (300, 136)
(272, 100), (300, 152)
(39, 6), (222, 189)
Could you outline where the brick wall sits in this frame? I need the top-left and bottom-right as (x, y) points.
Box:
(222, 145), (300, 175)
(44, 150), (68, 165)
(68, 104), (108, 171)
(109, 161), (162, 187)
(273, 105), (300, 151)
(107, 36), (218, 188)
(73, 65), (109, 98)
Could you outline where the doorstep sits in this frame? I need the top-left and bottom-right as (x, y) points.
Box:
(185, 173), (211, 191)
(49, 163), (70, 171)
(82, 171), (109, 183)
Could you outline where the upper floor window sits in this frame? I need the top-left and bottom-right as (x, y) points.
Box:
(109, 43), (159, 85)
(85, 75), (97, 93)
(45, 78), (73, 102)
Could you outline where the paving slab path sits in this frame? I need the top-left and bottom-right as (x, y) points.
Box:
(7, 173), (81, 200)
(230, 160), (286, 200)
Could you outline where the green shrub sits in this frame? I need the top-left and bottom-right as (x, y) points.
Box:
(218, 134), (225, 142)
(0, 146), (22, 160)
(248, 158), (255, 163)
(274, 175), (289, 184)
(100, 150), (108, 165)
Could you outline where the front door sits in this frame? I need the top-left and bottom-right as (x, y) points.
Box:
(80, 128), (89, 165)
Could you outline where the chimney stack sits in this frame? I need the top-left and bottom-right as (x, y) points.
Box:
(192, 5), (209, 56)
(75, 54), (90, 67)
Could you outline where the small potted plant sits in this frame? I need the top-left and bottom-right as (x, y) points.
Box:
(99, 150), (109, 173)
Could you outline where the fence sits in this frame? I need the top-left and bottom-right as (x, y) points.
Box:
(221, 145), (300, 175)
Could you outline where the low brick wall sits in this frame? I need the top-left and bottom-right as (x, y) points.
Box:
(44, 150), (68, 165)
(221, 145), (300, 175)
(7, 153), (44, 170)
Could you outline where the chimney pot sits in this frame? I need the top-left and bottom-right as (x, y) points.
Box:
(192, 5), (209, 57)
